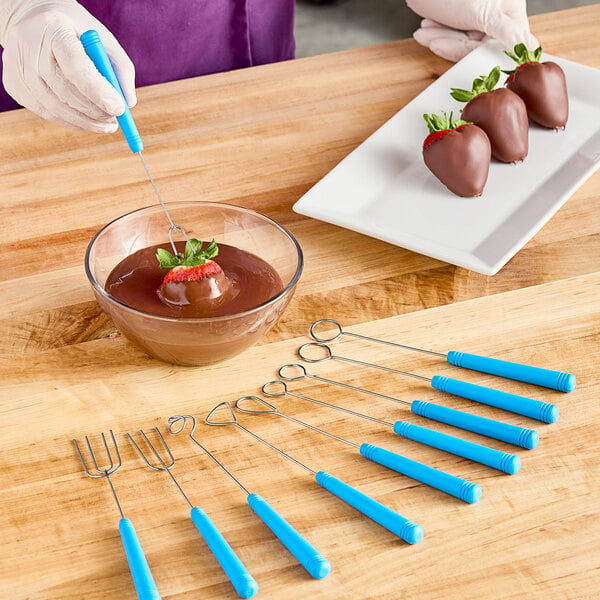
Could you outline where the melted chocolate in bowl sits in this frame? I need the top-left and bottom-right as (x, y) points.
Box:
(96, 242), (292, 366)
(106, 242), (283, 318)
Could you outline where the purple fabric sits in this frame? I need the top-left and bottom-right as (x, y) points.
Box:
(0, 0), (295, 111)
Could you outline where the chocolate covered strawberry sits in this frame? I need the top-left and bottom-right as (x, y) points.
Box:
(422, 111), (491, 197)
(156, 238), (233, 314)
(504, 43), (568, 129)
(450, 66), (528, 163)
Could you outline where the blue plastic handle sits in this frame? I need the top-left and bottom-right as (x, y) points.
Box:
(118, 517), (162, 600)
(431, 375), (559, 424)
(315, 471), (423, 544)
(393, 421), (521, 475)
(447, 351), (576, 392)
(80, 29), (143, 153)
(410, 400), (539, 449)
(359, 443), (481, 503)
(190, 506), (258, 599)
(247, 493), (330, 579)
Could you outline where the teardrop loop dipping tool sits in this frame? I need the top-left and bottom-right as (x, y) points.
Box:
(167, 415), (330, 579)
(298, 342), (559, 424)
(262, 380), (521, 475)
(235, 396), (481, 504)
(309, 319), (576, 393)
(73, 431), (162, 600)
(80, 30), (190, 255)
(126, 428), (258, 599)
(205, 402), (424, 545)
(278, 363), (538, 449)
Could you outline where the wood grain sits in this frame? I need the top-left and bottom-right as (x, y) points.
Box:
(1, 5), (599, 600)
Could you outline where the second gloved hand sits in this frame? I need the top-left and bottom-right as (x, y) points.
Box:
(0, 0), (136, 131)
(406, 0), (538, 62)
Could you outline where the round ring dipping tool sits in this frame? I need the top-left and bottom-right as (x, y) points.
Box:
(298, 342), (559, 424)
(309, 319), (575, 393)
(278, 363), (538, 449)
(262, 380), (521, 475)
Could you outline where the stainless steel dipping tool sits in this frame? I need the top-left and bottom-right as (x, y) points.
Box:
(261, 380), (521, 475)
(309, 319), (576, 393)
(81, 30), (190, 255)
(298, 341), (559, 424)
(72, 430), (162, 600)
(235, 396), (481, 503)
(167, 415), (331, 579)
(204, 401), (424, 545)
(278, 363), (539, 449)
(126, 428), (258, 599)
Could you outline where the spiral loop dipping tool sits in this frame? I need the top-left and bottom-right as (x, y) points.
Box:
(167, 415), (330, 579)
(205, 402), (424, 544)
(278, 363), (538, 449)
(73, 431), (162, 600)
(261, 381), (521, 475)
(309, 319), (576, 393)
(126, 428), (258, 599)
(298, 342), (559, 424)
(235, 396), (481, 503)
(80, 30), (191, 255)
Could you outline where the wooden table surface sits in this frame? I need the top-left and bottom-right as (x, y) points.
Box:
(1, 5), (599, 599)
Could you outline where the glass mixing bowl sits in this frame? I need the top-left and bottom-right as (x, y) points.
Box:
(85, 202), (303, 365)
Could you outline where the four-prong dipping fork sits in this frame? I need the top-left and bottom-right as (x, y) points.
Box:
(73, 431), (162, 600)
(127, 428), (258, 599)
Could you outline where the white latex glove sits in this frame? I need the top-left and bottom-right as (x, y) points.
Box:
(406, 0), (539, 62)
(0, 0), (136, 131)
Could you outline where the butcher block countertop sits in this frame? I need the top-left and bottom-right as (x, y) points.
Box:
(1, 5), (599, 600)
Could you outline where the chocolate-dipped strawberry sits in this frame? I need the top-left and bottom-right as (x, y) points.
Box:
(450, 66), (528, 163)
(422, 111), (491, 197)
(504, 43), (568, 129)
(156, 238), (234, 316)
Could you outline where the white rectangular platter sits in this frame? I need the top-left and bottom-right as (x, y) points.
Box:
(293, 41), (600, 275)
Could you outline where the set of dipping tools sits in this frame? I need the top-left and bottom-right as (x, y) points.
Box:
(73, 319), (575, 599)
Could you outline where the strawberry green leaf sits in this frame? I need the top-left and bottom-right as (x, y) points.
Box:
(156, 247), (183, 269)
(450, 66), (501, 102)
(504, 43), (543, 66)
(156, 238), (220, 269)
(423, 111), (470, 134)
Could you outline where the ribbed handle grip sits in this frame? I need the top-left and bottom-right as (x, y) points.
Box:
(118, 518), (162, 600)
(393, 421), (521, 474)
(359, 443), (481, 503)
(431, 376), (559, 424)
(315, 471), (423, 544)
(80, 30), (143, 153)
(190, 506), (258, 598)
(447, 351), (576, 392)
(247, 493), (330, 579)
(410, 400), (539, 449)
